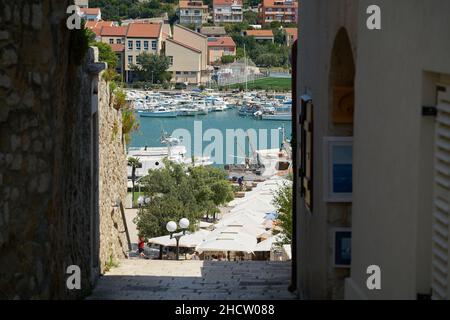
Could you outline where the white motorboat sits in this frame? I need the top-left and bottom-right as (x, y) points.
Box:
(139, 106), (178, 118)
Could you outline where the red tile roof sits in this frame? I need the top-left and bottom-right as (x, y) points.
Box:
(179, 0), (208, 9)
(91, 27), (101, 37)
(208, 37), (236, 47)
(213, 0), (243, 6)
(126, 23), (162, 38)
(261, 0), (298, 7)
(80, 8), (101, 15)
(284, 28), (298, 37)
(101, 26), (128, 37)
(85, 20), (113, 28)
(166, 38), (202, 54)
(246, 29), (274, 37)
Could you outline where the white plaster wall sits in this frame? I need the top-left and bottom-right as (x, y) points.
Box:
(346, 0), (450, 299)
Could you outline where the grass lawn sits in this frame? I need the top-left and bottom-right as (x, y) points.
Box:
(222, 77), (292, 92)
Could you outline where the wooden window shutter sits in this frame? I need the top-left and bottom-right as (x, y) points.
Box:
(300, 96), (314, 213)
(432, 86), (450, 300)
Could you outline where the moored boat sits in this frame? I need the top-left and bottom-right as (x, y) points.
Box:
(261, 113), (292, 121)
(139, 107), (178, 118)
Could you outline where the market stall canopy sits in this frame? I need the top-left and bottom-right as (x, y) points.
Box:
(229, 196), (275, 214)
(283, 244), (292, 260)
(196, 232), (257, 254)
(148, 230), (210, 248)
(208, 224), (264, 239)
(254, 235), (283, 252)
(218, 211), (266, 226)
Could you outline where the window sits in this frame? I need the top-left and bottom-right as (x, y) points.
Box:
(109, 39), (114, 44)
(168, 56), (173, 66)
(128, 55), (133, 64)
(136, 40), (141, 50)
(144, 41), (149, 51)
(183, 71), (189, 75)
(116, 39), (121, 44)
(128, 40), (133, 50)
(152, 40), (157, 50)
(176, 71), (181, 75)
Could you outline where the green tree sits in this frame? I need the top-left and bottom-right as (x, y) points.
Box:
(130, 52), (171, 83)
(221, 55), (235, 65)
(122, 105), (140, 145)
(235, 47), (245, 60)
(243, 10), (259, 25)
(90, 0), (177, 21)
(134, 161), (234, 238)
(88, 39), (118, 70)
(255, 53), (280, 68)
(274, 28), (285, 45)
(272, 182), (292, 244)
(268, 21), (282, 29)
(224, 22), (250, 34)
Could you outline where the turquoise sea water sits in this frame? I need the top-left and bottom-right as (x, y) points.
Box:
(130, 109), (292, 166)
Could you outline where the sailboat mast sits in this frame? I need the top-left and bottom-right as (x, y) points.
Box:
(244, 43), (248, 92)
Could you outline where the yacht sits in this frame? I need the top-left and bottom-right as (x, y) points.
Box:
(139, 106), (178, 118)
(127, 132), (213, 184)
(177, 107), (198, 116)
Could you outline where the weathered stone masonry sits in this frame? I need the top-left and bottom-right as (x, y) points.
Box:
(0, 1), (128, 299)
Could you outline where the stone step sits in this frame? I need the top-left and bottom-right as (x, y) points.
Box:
(89, 259), (297, 300)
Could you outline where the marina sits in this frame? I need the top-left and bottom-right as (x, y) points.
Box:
(126, 88), (293, 191)
(127, 89), (292, 120)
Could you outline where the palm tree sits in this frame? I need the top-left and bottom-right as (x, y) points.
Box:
(127, 157), (142, 206)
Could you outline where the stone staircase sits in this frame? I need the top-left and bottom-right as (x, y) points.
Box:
(89, 259), (297, 300)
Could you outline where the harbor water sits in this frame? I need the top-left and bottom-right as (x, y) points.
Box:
(130, 109), (292, 166)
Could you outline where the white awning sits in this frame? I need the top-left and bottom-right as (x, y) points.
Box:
(196, 233), (257, 254)
(254, 235), (283, 252)
(148, 230), (211, 248)
(283, 244), (292, 260)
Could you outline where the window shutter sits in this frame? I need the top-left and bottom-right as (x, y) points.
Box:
(432, 86), (450, 300)
(300, 96), (314, 213)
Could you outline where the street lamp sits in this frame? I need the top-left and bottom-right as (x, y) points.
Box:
(278, 125), (286, 150)
(166, 218), (190, 260)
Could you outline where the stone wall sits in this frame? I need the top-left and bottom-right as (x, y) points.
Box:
(0, 1), (128, 299)
(97, 69), (129, 272)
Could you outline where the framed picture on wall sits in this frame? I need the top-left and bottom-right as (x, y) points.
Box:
(332, 228), (352, 268)
(323, 137), (353, 202)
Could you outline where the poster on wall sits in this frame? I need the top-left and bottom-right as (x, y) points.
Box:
(332, 86), (354, 124)
(323, 137), (353, 202)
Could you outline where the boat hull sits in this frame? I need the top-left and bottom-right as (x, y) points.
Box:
(140, 112), (178, 118)
(261, 114), (292, 121)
